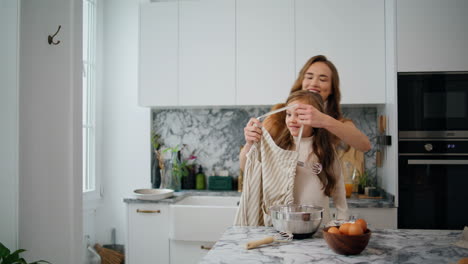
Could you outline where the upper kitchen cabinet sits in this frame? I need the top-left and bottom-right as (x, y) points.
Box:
(139, 0), (235, 107)
(179, 0), (236, 106)
(139, 2), (178, 106)
(397, 0), (468, 72)
(236, 0), (295, 105)
(295, 0), (386, 104)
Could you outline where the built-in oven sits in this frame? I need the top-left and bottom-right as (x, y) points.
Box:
(398, 72), (468, 229)
(398, 138), (468, 229)
(398, 72), (468, 132)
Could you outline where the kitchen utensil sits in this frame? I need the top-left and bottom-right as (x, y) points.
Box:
(245, 231), (293, 249)
(297, 160), (323, 174)
(270, 204), (324, 239)
(133, 188), (174, 201)
(291, 115), (322, 174)
(322, 226), (371, 255)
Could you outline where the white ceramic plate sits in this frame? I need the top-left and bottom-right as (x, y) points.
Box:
(134, 188), (174, 201)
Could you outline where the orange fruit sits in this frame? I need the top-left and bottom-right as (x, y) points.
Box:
(338, 223), (351, 235)
(348, 223), (364, 236)
(328, 226), (340, 234)
(355, 218), (368, 232)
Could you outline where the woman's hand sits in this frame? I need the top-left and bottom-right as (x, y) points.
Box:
(296, 103), (372, 152)
(295, 103), (330, 128)
(244, 118), (262, 146)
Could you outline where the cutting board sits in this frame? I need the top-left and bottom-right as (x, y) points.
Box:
(338, 146), (365, 177)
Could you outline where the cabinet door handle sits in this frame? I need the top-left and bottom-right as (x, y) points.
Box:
(200, 245), (212, 250)
(136, 209), (161, 214)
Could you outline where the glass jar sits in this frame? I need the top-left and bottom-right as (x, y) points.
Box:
(343, 161), (356, 198)
(162, 151), (181, 191)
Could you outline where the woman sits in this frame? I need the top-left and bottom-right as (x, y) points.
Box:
(241, 55), (371, 170)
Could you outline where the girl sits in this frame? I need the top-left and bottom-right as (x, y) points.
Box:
(236, 90), (348, 226)
(274, 90), (348, 223)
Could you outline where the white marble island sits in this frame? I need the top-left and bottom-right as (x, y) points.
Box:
(200, 226), (467, 264)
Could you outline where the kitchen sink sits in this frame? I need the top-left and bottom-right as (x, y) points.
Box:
(170, 195), (240, 242)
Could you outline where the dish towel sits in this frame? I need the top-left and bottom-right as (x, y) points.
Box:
(234, 127), (298, 226)
(453, 226), (468, 249)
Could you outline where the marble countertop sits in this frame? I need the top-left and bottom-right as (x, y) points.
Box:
(123, 190), (395, 208)
(200, 226), (468, 264)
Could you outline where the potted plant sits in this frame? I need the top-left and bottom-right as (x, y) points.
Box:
(0, 242), (51, 264)
(357, 171), (369, 195)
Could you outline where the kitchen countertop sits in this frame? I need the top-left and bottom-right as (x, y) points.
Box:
(123, 190), (395, 208)
(199, 226), (468, 264)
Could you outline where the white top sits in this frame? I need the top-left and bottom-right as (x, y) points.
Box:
(293, 136), (348, 224)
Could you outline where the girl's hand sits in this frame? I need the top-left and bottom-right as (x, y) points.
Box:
(295, 103), (330, 128)
(244, 118), (262, 146)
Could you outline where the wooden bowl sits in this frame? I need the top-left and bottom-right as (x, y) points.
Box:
(322, 226), (371, 255)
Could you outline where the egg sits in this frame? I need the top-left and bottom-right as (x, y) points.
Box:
(339, 223), (351, 235)
(328, 226), (341, 234)
(348, 223), (364, 236)
(355, 218), (368, 232)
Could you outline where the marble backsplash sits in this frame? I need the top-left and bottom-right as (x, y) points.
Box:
(151, 106), (377, 184)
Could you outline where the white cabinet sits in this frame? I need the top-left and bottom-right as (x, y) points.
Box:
(179, 0), (236, 106)
(139, 0), (235, 107)
(350, 208), (397, 229)
(139, 0), (387, 106)
(126, 203), (170, 264)
(169, 195), (240, 263)
(397, 0), (468, 72)
(236, 0), (295, 105)
(139, 2), (178, 107)
(295, 0), (386, 104)
(170, 240), (214, 264)
(331, 207), (397, 229)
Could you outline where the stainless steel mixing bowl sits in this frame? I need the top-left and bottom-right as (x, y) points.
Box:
(270, 204), (324, 238)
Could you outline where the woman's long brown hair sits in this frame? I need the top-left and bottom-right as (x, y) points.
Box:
(290, 55), (343, 122)
(268, 90), (337, 197)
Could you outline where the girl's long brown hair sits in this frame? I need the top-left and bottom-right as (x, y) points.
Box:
(269, 90), (337, 197)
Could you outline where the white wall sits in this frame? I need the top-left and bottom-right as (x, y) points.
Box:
(0, 0), (19, 250)
(19, 0), (82, 262)
(94, 0), (150, 245)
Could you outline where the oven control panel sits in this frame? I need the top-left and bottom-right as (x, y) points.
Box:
(399, 140), (468, 155)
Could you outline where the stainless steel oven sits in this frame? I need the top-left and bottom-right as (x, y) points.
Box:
(398, 137), (468, 229)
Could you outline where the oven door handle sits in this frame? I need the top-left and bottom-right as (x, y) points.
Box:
(408, 159), (468, 165)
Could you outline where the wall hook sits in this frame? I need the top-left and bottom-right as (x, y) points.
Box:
(48, 25), (62, 45)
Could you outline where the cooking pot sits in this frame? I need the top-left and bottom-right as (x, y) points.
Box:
(270, 204), (324, 239)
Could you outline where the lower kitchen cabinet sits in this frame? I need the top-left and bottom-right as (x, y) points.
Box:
(126, 203), (170, 264)
(170, 240), (215, 264)
(331, 207), (397, 229)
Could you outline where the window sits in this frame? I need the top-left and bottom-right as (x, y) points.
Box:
(83, 0), (98, 196)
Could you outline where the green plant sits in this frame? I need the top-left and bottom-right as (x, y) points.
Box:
(357, 171), (370, 189)
(163, 145), (189, 179)
(0, 242), (51, 264)
(151, 132), (162, 151)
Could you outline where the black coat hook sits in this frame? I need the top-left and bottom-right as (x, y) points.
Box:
(48, 25), (62, 45)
